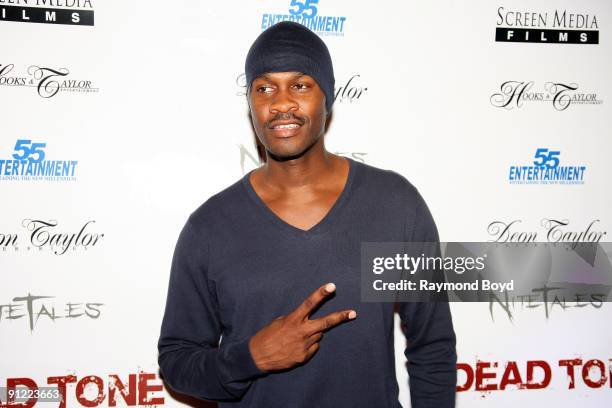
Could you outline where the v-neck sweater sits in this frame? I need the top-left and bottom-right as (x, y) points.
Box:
(241, 158), (356, 238)
(157, 158), (457, 408)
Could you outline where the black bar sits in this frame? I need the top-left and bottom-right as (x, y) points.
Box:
(495, 27), (598, 44)
(0, 5), (94, 26)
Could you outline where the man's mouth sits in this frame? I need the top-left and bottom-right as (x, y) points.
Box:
(272, 123), (301, 129)
(268, 119), (304, 138)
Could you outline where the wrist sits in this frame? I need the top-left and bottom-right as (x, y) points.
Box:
(248, 336), (268, 373)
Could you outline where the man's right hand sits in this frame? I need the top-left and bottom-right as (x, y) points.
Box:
(248, 282), (357, 373)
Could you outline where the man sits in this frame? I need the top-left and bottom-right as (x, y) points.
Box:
(158, 21), (456, 407)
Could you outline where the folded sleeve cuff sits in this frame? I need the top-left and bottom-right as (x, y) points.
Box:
(216, 336), (267, 384)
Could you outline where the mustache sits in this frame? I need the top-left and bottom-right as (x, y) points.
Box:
(266, 112), (306, 128)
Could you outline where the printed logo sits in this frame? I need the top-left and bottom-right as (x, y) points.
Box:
(0, 0), (94, 26)
(496, 6), (598, 44)
(334, 74), (367, 103)
(261, 0), (347, 36)
(238, 143), (261, 174)
(0, 139), (78, 182)
(486, 219), (610, 321)
(486, 218), (606, 245)
(238, 143), (366, 174)
(489, 282), (606, 322)
(0, 293), (103, 333)
(458, 358), (612, 391)
(490, 81), (602, 111)
(0, 219), (104, 255)
(0, 372), (164, 407)
(508, 148), (586, 185)
(236, 72), (367, 103)
(0, 63), (98, 97)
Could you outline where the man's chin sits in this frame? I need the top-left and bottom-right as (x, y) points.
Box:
(266, 143), (315, 162)
(267, 148), (308, 162)
(261, 133), (321, 162)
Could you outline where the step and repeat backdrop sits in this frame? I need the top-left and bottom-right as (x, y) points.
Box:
(1, 0), (611, 407)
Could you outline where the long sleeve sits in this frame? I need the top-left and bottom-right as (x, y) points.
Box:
(399, 191), (457, 407)
(157, 217), (265, 402)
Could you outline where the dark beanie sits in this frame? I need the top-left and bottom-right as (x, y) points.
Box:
(245, 21), (335, 113)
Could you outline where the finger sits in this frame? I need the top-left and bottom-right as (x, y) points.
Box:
(305, 332), (323, 348)
(291, 282), (337, 320)
(305, 341), (320, 359)
(307, 309), (357, 334)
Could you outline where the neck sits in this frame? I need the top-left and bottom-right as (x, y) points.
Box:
(259, 141), (339, 191)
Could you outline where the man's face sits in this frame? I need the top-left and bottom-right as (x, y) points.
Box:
(248, 71), (327, 161)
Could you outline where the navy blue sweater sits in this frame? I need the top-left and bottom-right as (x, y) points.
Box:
(157, 158), (457, 407)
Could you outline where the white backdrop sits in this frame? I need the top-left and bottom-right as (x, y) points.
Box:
(1, 0), (611, 407)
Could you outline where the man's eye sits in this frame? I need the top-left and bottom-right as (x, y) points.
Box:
(293, 83), (308, 90)
(256, 85), (273, 93)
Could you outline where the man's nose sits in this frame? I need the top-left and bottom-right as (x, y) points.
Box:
(270, 88), (298, 113)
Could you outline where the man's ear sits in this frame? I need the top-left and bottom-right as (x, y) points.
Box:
(324, 106), (333, 132)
